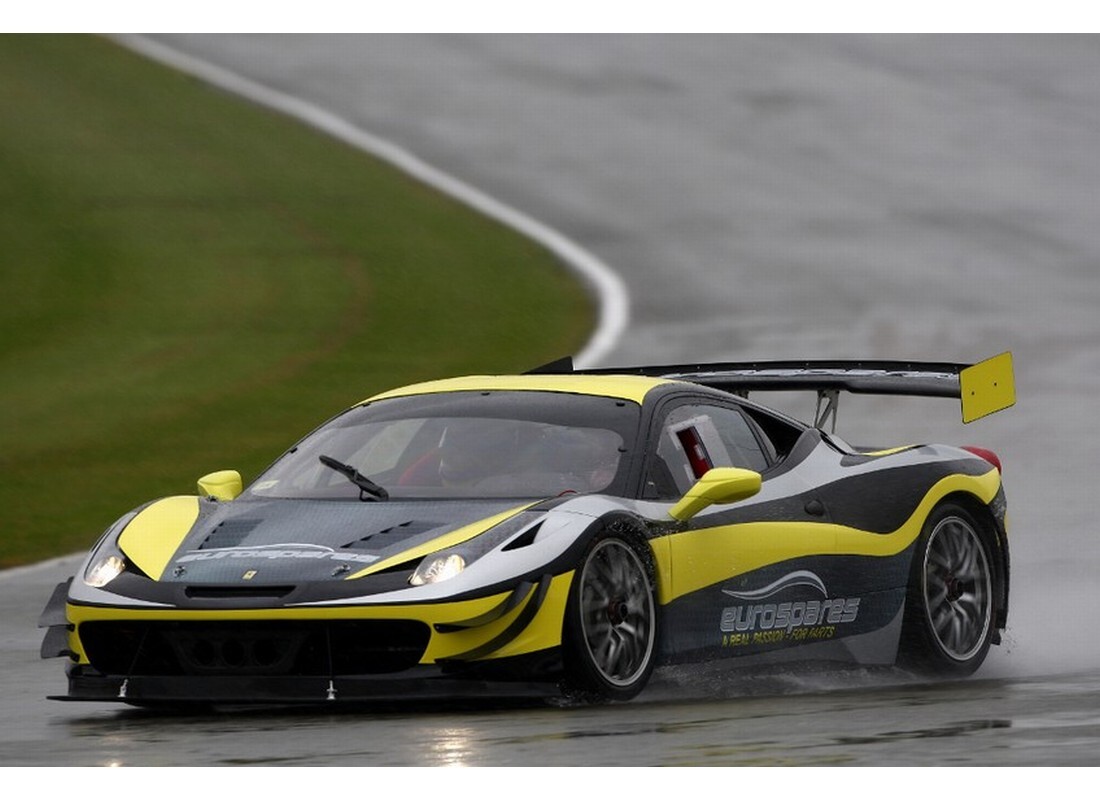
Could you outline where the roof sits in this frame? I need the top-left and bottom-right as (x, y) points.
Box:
(362, 373), (674, 405)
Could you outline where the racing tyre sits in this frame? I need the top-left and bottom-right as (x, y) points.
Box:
(562, 531), (657, 701)
(900, 503), (996, 676)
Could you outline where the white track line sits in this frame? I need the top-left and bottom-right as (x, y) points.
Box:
(113, 34), (629, 369)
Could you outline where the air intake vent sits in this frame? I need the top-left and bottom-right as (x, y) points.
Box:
(184, 585), (295, 600)
(502, 522), (542, 551)
(79, 620), (431, 676)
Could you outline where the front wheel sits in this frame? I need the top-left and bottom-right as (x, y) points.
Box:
(562, 533), (657, 701)
(899, 503), (996, 676)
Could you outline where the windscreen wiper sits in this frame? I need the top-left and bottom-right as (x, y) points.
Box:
(318, 455), (389, 501)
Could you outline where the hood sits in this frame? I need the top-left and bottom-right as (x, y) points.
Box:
(124, 496), (529, 585)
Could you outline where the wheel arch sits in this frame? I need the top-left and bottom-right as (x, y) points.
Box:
(933, 490), (1010, 634)
(559, 512), (663, 701)
(574, 511), (664, 602)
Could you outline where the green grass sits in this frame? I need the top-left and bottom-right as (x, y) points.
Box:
(0, 35), (593, 567)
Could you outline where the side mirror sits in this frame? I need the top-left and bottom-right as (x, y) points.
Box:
(197, 470), (243, 501)
(668, 467), (761, 522)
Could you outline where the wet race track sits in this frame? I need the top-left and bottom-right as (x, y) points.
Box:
(4, 34), (1100, 767)
(7, 553), (1100, 767)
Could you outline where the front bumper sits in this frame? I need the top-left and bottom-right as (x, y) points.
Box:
(41, 572), (573, 704)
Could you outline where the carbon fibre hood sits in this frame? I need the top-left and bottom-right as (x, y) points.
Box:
(161, 497), (526, 584)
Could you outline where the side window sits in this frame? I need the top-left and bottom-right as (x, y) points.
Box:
(714, 407), (771, 472)
(643, 403), (771, 500)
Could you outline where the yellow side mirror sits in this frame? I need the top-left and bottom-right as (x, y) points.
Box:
(197, 470), (243, 501)
(668, 467), (762, 522)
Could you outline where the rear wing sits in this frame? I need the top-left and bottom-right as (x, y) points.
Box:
(548, 352), (1015, 431)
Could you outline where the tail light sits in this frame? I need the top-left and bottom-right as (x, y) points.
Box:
(962, 446), (1002, 474)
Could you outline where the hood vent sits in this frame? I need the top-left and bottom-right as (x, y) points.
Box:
(344, 520), (443, 550)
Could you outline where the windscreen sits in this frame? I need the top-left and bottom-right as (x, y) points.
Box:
(248, 391), (640, 500)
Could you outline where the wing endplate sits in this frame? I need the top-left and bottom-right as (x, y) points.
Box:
(960, 352), (1015, 423)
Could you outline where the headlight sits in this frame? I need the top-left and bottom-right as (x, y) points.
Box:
(81, 511), (139, 588)
(409, 553), (466, 586)
(85, 555), (127, 588)
(405, 510), (546, 587)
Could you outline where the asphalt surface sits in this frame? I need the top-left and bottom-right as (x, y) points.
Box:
(4, 34), (1099, 766)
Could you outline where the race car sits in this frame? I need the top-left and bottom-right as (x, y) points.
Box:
(40, 353), (1015, 705)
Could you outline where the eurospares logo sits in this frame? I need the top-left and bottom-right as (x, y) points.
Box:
(177, 544), (379, 565)
(720, 570), (860, 635)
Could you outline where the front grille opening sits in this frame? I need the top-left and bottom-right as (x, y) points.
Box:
(171, 629), (305, 674)
(184, 585), (296, 600)
(79, 620), (431, 677)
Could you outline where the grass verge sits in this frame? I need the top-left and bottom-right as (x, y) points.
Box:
(0, 35), (593, 566)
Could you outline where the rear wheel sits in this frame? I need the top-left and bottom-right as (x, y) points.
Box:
(900, 503), (996, 675)
(562, 533), (657, 701)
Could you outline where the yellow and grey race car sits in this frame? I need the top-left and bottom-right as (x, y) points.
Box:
(40, 353), (1015, 705)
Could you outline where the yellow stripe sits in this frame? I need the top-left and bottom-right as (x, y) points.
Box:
(860, 446), (917, 457)
(650, 536), (673, 606)
(424, 572), (573, 661)
(69, 593), (510, 625)
(344, 503), (534, 579)
(664, 469), (1001, 602)
(118, 496), (200, 581)
(361, 374), (670, 405)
